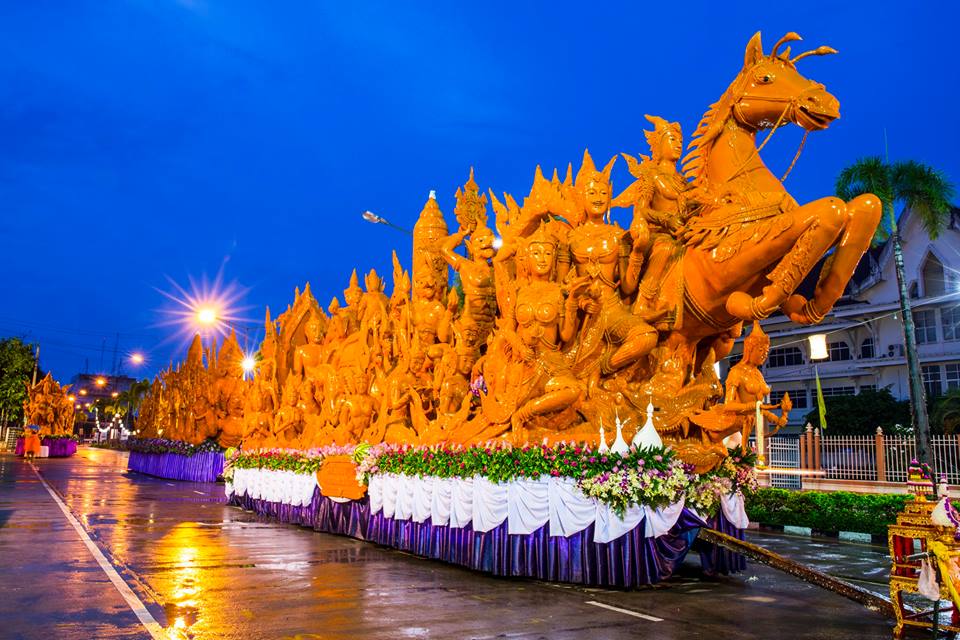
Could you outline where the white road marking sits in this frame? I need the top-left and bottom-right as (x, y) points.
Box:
(585, 600), (664, 622)
(31, 463), (167, 639)
(193, 490), (205, 495)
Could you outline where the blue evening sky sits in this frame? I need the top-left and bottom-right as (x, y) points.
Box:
(0, 1), (957, 379)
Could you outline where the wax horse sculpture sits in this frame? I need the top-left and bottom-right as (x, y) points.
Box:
(137, 31), (877, 472)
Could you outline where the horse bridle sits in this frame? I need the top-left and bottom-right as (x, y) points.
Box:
(726, 89), (810, 185)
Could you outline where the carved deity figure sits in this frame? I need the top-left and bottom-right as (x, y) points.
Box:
(293, 309), (327, 379)
(565, 150), (657, 384)
(441, 171), (498, 365)
(213, 333), (247, 448)
(272, 376), (303, 448)
(480, 224), (587, 438)
(721, 322), (790, 447)
(614, 115), (693, 327)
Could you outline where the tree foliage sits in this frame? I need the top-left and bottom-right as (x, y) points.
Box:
(803, 389), (911, 435)
(836, 157), (955, 243)
(0, 338), (39, 425)
(933, 389), (960, 435)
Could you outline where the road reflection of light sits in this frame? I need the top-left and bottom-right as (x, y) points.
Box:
(156, 523), (218, 638)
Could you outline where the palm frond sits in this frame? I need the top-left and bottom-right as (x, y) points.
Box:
(836, 157), (893, 243)
(892, 160), (956, 240)
(835, 156), (891, 201)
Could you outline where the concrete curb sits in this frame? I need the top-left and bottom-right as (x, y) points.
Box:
(752, 522), (886, 545)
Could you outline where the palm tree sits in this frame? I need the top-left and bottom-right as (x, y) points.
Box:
(836, 158), (955, 466)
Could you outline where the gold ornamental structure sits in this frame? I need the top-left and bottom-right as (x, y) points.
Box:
(137, 32), (881, 472)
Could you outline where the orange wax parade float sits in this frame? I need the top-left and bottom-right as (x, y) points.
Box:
(15, 373), (78, 458)
(135, 32), (880, 586)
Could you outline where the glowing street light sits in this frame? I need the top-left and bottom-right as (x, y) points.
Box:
(130, 353), (145, 365)
(95, 377), (107, 387)
(111, 392), (119, 398)
(808, 334), (829, 361)
(197, 307), (218, 326)
(241, 355), (256, 374)
(79, 389), (88, 396)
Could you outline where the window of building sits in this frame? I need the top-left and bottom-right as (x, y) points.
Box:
(860, 337), (875, 359)
(770, 388), (809, 408)
(767, 346), (804, 368)
(821, 386), (855, 398)
(922, 254), (946, 297)
(915, 310), (938, 344)
(828, 341), (852, 361)
(859, 384), (877, 393)
(943, 307), (960, 342)
(727, 352), (742, 366)
(946, 364), (960, 391)
(922, 365), (943, 398)
(910, 282), (920, 299)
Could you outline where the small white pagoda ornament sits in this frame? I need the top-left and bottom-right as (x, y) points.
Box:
(631, 399), (663, 450)
(610, 411), (630, 456)
(597, 417), (609, 453)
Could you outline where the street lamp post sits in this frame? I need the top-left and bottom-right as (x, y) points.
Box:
(362, 210), (412, 235)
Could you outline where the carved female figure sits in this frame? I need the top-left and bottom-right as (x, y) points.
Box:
(480, 224), (587, 437)
(722, 322), (790, 446)
(565, 150), (657, 382)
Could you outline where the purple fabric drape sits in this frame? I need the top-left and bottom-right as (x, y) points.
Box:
(230, 486), (739, 587)
(128, 450), (224, 482)
(698, 510), (748, 575)
(14, 437), (77, 457)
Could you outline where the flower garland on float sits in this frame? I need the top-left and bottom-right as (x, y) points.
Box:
(226, 440), (757, 518)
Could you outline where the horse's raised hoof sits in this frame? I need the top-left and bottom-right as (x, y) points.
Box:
(725, 292), (754, 320)
(781, 294), (825, 324)
(725, 292), (776, 321)
(782, 294), (808, 323)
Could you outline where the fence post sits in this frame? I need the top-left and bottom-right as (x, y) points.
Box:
(804, 423), (814, 470)
(814, 428), (822, 471)
(875, 427), (886, 482)
(799, 432), (807, 470)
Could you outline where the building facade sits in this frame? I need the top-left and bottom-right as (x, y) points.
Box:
(722, 207), (960, 431)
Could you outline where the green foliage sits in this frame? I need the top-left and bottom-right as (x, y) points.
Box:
(0, 337), (39, 425)
(233, 450), (324, 475)
(933, 389), (960, 435)
(836, 157), (955, 242)
(803, 388), (911, 435)
(745, 488), (910, 536)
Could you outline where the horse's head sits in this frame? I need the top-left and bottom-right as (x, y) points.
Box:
(733, 32), (839, 132)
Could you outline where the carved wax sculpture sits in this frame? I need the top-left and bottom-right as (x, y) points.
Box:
(24, 373), (75, 437)
(137, 32), (878, 471)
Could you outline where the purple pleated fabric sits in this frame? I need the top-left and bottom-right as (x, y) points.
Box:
(127, 450), (225, 482)
(230, 486), (739, 587)
(14, 438), (77, 457)
(698, 510), (748, 575)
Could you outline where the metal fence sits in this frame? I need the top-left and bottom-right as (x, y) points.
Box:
(779, 429), (960, 488)
(751, 436), (802, 489)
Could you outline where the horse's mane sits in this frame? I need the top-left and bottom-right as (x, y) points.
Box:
(682, 73), (743, 187)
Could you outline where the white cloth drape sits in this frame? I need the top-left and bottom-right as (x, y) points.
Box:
(548, 477), (596, 537)
(231, 468), (316, 507)
(507, 477), (550, 535)
(720, 492), (750, 529)
(232, 468), (740, 543)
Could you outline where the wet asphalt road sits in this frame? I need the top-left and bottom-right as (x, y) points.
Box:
(0, 447), (895, 639)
